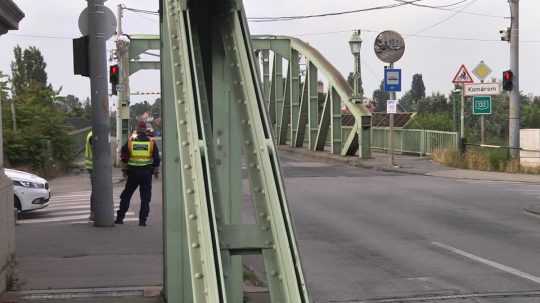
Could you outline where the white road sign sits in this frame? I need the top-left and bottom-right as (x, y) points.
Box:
(387, 99), (398, 114)
(464, 83), (501, 96)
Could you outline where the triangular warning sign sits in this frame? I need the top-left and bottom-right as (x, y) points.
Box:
(452, 64), (474, 84)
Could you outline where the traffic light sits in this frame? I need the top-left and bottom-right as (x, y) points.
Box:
(503, 70), (513, 91)
(73, 36), (89, 77)
(110, 65), (119, 95)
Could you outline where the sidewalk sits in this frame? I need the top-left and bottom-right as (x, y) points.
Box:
(279, 146), (540, 184)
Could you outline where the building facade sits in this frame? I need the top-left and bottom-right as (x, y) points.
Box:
(0, 0), (24, 295)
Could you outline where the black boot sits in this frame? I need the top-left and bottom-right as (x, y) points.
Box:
(115, 217), (124, 224)
(139, 219), (147, 227)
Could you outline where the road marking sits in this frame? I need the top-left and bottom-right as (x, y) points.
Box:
(432, 241), (540, 284)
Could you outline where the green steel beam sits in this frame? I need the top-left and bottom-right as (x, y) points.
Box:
(160, 3), (191, 303)
(129, 61), (160, 75)
(269, 56), (277, 126)
(273, 55), (284, 136)
(289, 49), (300, 147)
(162, 2), (311, 303)
(251, 38), (291, 59)
(307, 62), (318, 150)
(129, 34), (160, 59)
(163, 1), (226, 302)
(278, 62), (291, 145)
(293, 74), (308, 147)
(262, 50), (271, 115)
(222, 9), (311, 302)
(331, 88), (342, 154)
(314, 89), (331, 151)
(341, 123), (359, 157)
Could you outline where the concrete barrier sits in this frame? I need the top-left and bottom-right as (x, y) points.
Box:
(0, 172), (15, 294)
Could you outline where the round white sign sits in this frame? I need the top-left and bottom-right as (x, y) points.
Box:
(374, 30), (405, 64)
(78, 6), (117, 40)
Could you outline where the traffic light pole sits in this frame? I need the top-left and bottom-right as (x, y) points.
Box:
(88, 0), (114, 227)
(115, 4), (130, 166)
(509, 0), (520, 159)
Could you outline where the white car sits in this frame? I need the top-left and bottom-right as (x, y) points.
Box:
(5, 169), (50, 212)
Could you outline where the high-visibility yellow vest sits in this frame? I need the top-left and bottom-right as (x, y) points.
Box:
(128, 139), (154, 167)
(84, 131), (93, 169)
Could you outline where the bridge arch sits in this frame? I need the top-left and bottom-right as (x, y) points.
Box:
(252, 35), (370, 156)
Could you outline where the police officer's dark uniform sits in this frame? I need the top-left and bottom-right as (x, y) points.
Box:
(115, 122), (160, 226)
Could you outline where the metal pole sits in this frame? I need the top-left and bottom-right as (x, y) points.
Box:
(88, 0), (114, 227)
(460, 84), (465, 151)
(115, 4), (122, 167)
(481, 116), (485, 145)
(509, 0), (520, 159)
(115, 4), (130, 166)
(389, 62), (396, 166)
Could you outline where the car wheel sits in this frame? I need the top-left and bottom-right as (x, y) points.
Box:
(14, 195), (21, 212)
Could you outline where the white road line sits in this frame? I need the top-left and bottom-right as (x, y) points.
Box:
(71, 218), (139, 225)
(432, 241), (540, 284)
(19, 212), (135, 224)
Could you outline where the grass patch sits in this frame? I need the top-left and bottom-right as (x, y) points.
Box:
(433, 148), (540, 174)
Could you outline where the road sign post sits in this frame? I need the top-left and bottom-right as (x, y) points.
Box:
(473, 96), (492, 145)
(375, 31), (405, 167)
(452, 64), (474, 153)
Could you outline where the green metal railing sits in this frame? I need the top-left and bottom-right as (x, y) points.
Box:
(371, 128), (459, 155)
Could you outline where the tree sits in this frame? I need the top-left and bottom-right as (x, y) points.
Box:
(11, 46), (48, 97)
(151, 98), (161, 117)
(411, 74), (426, 101)
(372, 80), (389, 112)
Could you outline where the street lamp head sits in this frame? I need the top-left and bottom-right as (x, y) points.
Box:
(349, 30), (362, 55)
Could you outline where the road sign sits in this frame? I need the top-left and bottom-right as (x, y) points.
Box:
(78, 6), (117, 40)
(464, 82), (501, 96)
(472, 61), (492, 81)
(384, 68), (401, 92)
(452, 64), (474, 84)
(387, 99), (398, 114)
(374, 31), (405, 63)
(473, 96), (492, 115)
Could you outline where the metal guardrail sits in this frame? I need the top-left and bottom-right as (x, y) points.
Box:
(371, 128), (459, 156)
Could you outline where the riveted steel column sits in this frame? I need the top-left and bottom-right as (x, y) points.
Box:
(160, 1), (191, 302)
(278, 61), (291, 145)
(330, 87), (342, 154)
(314, 89), (330, 151)
(293, 73), (308, 147)
(274, 56), (283, 135)
(307, 62), (318, 150)
(289, 50), (300, 147)
(262, 49), (271, 111)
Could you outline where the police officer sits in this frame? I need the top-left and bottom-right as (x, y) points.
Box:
(115, 121), (160, 226)
(84, 131), (95, 221)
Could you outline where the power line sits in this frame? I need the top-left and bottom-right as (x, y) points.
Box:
(9, 33), (74, 40)
(393, 0), (507, 18)
(248, 0), (426, 22)
(124, 7), (158, 15)
(414, 0), (481, 34)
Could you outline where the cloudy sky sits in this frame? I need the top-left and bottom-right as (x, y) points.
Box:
(1, 0), (539, 105)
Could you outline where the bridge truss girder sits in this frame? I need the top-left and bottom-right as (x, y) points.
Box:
(161, 1), (311, 303)
(252, 36), (371, 157)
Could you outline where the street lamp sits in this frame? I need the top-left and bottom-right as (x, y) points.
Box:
(349, 30), (363, 103)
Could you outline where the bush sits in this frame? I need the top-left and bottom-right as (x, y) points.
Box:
(406, 113), (454, 132)
(2, 85), (75, 175)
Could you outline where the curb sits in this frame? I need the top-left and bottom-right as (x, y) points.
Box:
(278, 147), (430, 177)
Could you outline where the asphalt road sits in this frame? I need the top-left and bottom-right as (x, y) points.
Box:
(14, 153), (540, 303)
(277, 153), (540, 303)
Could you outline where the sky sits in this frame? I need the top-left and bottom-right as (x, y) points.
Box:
(0, 0), (539, 105)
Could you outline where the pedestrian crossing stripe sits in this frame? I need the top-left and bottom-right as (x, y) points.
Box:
(18, 192), (136, 225)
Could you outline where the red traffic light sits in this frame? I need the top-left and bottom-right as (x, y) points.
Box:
(503, 70), (513, 81)
(502, 70), (513, 91)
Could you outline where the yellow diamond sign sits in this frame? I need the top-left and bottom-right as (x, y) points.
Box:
(473, 61), (492, 81)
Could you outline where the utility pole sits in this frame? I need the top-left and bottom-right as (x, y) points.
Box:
(115, 4), (130, 166)
(88, 0), (114, 227)
(509, 0), (520, 159)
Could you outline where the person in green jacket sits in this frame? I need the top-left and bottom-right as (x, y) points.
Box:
(84, 131), (95, 221)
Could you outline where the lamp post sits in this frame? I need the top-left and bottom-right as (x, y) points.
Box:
(349, 30), (363, 104)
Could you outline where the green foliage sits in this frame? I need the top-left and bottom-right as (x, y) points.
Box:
(407, 113), (453, 131)
(3, 85), (75, 172)
(2, 46), (75, 174)
(411, 74), (426, 100)
(372, 80), (389, 112)
(11, 46), (48, 97)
